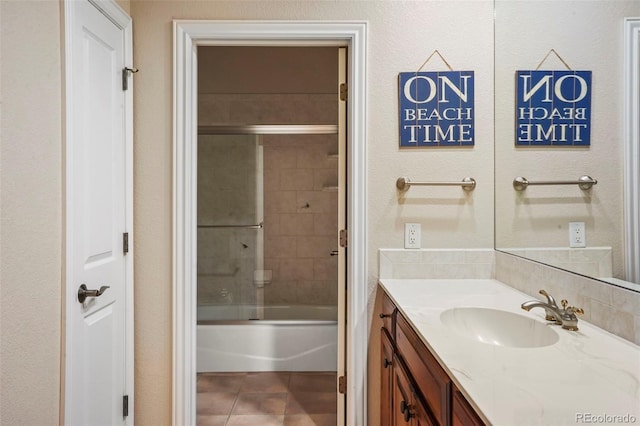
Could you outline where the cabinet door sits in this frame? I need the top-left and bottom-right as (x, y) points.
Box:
(412, 396), (437, 426)
(452, 387), (485, 426)
(381, 328), (395, 426)
(396, 313), (451, 425)
(392, 356), (414, 425)
(393, 355), (437, 426)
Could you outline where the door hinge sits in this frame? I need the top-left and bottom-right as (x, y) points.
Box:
(339, 82), (347, 101)
(123, 232), (129, 254)
(338, 375), (347, 394)
(122, 395), (129, 417)
(122, 67), (139, 91)
(339, 229), (348, 248)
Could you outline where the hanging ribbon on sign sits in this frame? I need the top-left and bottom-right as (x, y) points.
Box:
(535, 48), (573, 70)
(416, 49), (454, 72)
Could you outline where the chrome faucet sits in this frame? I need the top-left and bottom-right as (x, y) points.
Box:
(521, 289), (584, 331)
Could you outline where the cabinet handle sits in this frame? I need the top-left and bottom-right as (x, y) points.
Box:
(404, 407), (412, 423)
(380, 313), (391, 319)
(384, 358), (392, 368)
(400, 400), (412, 423)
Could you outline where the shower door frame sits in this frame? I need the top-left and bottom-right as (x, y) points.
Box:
(173, 21), (368, 425)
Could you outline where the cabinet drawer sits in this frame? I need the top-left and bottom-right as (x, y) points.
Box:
(380, 292), (397, 337)
(396, 313), (451, 426)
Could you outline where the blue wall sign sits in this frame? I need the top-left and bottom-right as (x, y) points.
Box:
(398, 71), (475, 147)
(515, 70), (592, 146)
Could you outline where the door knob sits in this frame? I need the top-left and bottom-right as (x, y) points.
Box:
(77, 284), (110, 303)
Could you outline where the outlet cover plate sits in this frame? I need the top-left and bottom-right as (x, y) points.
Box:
(569, 222), (586, 248)
(404, 223), (421, 249)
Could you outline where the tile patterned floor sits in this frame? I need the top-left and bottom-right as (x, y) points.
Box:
(197, 372), (338, 426)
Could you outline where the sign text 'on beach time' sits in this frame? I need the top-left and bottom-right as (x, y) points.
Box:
(516, 70), (592, 146)
(399, 71), (475, 147)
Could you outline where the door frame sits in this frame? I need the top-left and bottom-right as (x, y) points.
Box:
(63, 0), (134, 422)
(624, 17), (640, 283)
(172, 21), (368, 425)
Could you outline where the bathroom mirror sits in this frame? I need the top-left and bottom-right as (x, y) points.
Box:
(494, 0), (640, 291)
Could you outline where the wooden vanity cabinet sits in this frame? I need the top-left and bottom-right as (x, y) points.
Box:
(380, 289), (485, 426)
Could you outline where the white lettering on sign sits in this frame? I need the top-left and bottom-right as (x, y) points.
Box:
(403, 75), (471, 104)
(519, 74), (589, 103)
(404, 108), (473, 121)
(518, 107), (587, 120)
(517, 123), (588, 143)
(403, 124), (473, 144)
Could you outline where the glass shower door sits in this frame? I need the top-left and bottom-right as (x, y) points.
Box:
(197, 134), (264, 321)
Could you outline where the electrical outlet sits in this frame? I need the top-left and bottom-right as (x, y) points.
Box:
(569, 222), (586, 248)
(404, 223), (421, 249)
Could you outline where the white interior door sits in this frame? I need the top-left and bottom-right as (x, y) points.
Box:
(64, 1), (133, 424)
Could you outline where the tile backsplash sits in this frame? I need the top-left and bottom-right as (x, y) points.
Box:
(502, 247), (612, 278)
(378, 248), (640, 345)
(495, 251), (640, 345)
(379, 249), (495, 279)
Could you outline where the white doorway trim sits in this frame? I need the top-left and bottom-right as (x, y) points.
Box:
(172, 21), (368, 425)
(624, 17), (640, 283)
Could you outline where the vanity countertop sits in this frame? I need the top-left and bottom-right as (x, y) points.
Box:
(378, 278), (640, 425)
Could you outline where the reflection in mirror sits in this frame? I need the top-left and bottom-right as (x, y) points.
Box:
(494, 1), (640, 292)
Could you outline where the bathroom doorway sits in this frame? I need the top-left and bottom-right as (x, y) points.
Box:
(195, 46), (347, 424)
(173, 21), (367, 425)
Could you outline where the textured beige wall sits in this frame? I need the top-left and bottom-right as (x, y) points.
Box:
(494, 0), (640, 280)
(198, 46), (338, 94)
(0, 1), (62, 424)
(116, 0), (130, 14)
(131, 1), (494, 424)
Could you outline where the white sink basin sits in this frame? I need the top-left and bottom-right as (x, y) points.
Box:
(440, 307), (559, 348)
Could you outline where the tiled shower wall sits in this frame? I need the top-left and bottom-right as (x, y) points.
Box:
(263, 134), (338, 306)
(198, 93), (338, 308)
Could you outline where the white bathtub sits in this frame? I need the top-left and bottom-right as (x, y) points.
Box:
(197, 304), (338, 372)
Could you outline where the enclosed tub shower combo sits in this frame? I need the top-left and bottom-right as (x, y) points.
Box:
(196, 126), (340, 373)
